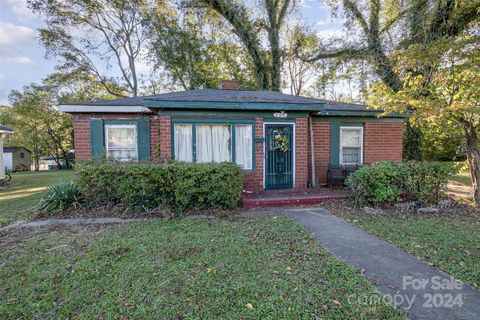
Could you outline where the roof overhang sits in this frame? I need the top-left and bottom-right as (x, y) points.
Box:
(317, 110), (410, 118)
(144, 100), (325, 111)
(57, 105), (152, 113)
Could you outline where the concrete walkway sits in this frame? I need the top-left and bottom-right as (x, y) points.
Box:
(276, 208), (480, 320)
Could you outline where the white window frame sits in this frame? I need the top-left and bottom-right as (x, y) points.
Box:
(195, 123), (232, 163)
(340, 126), (363, 165)
(234, 124), (253, 170)
(105, 124), (138, 161)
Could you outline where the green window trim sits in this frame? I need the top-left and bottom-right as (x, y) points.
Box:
(89, 117), (150, 161)
(330, 122), (365, 168)
(171, 118), (256, 172)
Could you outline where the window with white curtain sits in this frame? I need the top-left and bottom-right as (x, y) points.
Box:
(172, 121), (254, 170)
(340, 126), (363, 165)
(105, 124), (137, 161)
(174, 124), (193, 162)
(235, 124), (252, 169)
(196, 125), (231, 163)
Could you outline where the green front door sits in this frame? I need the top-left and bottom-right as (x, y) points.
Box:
(265, 124), (294, 189)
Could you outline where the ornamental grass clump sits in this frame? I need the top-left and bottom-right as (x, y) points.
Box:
(37, 180), (83, 213)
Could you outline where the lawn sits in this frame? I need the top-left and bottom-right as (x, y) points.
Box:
(0, 170), (74, 227)
(0, 218), (403, 319)
(451, 166), (471, 186)
(344, 212), (480, 289)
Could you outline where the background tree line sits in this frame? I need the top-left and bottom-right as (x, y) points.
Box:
(1, 0), (478, 200)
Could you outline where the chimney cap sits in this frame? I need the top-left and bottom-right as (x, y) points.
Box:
(220, 79), (240, 90)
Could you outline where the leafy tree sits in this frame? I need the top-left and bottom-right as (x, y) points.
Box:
(2, 84), (72, 170)
(28, 0), (151, 97)
(1, 73), (116, 170)
(300, 0), (480, 158)
(196, 0), (295, 90)
(283, 26), (319, 96)
(145, 2), (256, 90)
(368, 36), (480, 203)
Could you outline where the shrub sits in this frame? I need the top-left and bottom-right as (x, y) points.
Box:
(346, 161), (458, 205)
(38, 180), (83, 213)
(345, 161), (404, 205)
(75, 160), (243, 213)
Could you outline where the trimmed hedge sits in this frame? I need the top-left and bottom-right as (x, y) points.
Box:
(345, 161), (458, 205)
(75, 160), (244, 213)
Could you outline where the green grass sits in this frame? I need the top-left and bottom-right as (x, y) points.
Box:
(0, 218), (403, 319)
(0, 170), (74, 226)
(451, 168), (471, 186)
(345, 213), (480, 289)
(448, 161), (471, 186)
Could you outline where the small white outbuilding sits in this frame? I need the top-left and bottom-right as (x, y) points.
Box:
(0, 124), (14, 182)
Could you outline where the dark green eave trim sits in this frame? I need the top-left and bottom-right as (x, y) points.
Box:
(317, 110), (409, 118)
(313, 116), (404, 123)
(158, 109), (310, 118)
(145, 100), (324, 111)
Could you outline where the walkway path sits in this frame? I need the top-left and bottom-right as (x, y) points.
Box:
(266, 208), (480, 320)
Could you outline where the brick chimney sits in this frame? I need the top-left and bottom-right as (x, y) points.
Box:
(220, 79), (240, 90)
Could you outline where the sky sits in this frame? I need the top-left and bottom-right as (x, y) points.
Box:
(0, 0), (345, 105)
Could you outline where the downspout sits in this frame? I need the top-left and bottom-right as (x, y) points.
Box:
(309, 115), (316, 188)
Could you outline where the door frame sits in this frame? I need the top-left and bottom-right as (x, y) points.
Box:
(263, 121), (296, 189)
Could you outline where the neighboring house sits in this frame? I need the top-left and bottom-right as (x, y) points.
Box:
(3, 147), (31, 172)
(59, 80), (406, 192)
(38, 152), (74, 170)
(0, 125), (14, 182)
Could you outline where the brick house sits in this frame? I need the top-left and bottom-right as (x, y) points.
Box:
(59, 80), (406, 192)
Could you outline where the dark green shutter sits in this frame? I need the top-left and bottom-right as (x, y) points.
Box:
(137, 117), (150, 160)
(90, 118), (105, 158)
(329, 122), (340, 168)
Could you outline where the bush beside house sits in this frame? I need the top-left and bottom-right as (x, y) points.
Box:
(346, 161), (458, 205)
(74, 160), (244, 213)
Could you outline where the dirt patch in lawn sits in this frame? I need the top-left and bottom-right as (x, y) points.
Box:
(0, 223), (125, 256)
(33, 203), (248, 221)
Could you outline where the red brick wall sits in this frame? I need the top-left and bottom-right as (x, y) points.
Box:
(312, 121), (330, 185)
(72, 114), (91, 160)
(150, 116), (160, 159)
(158, 116), (172, 160)
(72, 112), (404, 191)
(295, 118), (309, 189)
(364, 122), (404, 163)
(243, 117), (264, 191)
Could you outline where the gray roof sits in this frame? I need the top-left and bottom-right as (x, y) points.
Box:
(3, 146), (30, 153)
(0, 124), (14, 132)
(64, 89), (378, 112)
(69, 89), (326, 105)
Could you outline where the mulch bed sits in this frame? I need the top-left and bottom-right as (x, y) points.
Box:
(317, 197), (480, 220)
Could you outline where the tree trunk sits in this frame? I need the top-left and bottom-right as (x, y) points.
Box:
(462, 122), (480, 205)
(403, 120), (422, 160)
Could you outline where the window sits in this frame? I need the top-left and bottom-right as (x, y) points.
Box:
(174, 124), (193, 162)
(20, 152), (24, 158)
(105, 124), (137, 161)
(172, 122), (254, 170)
(235, 124), (253, 170)
(340, 126), (363, 165)
(196, 125), (231, 163)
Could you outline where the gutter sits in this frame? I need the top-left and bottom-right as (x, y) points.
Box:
(57, 105), (151, 113)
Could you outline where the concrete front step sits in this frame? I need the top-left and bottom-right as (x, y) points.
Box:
(242, 188), (350, 208)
